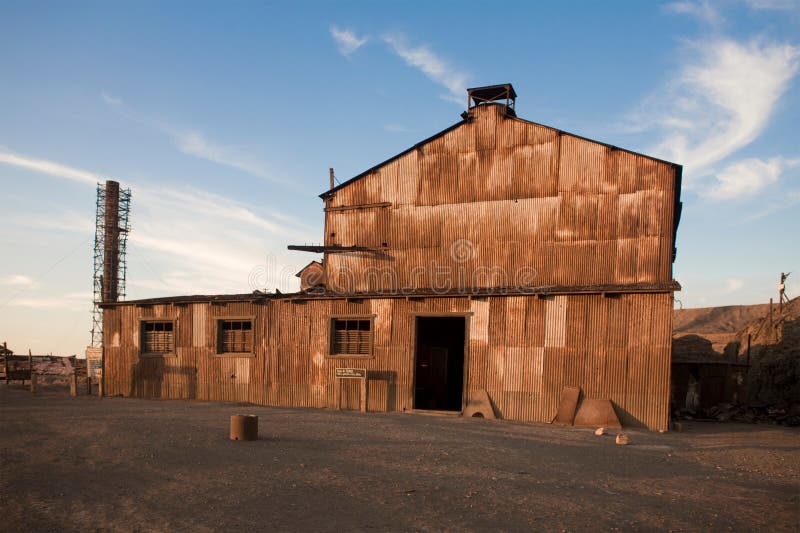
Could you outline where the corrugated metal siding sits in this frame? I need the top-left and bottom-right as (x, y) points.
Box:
(104, 292), (673, 430)
(323, 104), (678, 293)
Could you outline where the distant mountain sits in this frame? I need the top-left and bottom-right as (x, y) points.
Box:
(674, 302), (771, 336)
(673, 302), (774, 361)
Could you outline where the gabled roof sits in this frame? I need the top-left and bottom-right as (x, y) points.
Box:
(320, 103), (682, 199)
(295, 260), (322, 278)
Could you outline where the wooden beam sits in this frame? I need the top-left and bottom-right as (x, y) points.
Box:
(288, 245), (374, 253)
(324, 202), (392, 212)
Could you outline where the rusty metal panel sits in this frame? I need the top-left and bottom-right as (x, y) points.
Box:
(557, 135), (604, 193)
(544, 295), (567, 347)
(453, 151), (476, 203)
(636, 236), (661, 283)
(191, 304), (206, 348)
(615, 238), (638, 284)
(416, 152), (443, 206)
(323, 103), (677, 291)
(475, 104), (498, 151)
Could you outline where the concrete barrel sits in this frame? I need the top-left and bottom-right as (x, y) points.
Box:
(230, 414), (258, 441)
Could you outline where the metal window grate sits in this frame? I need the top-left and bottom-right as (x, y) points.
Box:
(331, 319), (372, 355)
(219, 320), (253, 353)
(142, 321), (174, 354)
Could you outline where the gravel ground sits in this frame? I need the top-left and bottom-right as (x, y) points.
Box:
(1, 385), (798, 532)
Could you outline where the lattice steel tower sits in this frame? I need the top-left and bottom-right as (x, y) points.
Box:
(90, 180), (131, 347)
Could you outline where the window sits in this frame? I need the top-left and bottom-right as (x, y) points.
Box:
(218, 320), (253, 354)
(141, 321), (174, 354)
(330, 318), (373, 356)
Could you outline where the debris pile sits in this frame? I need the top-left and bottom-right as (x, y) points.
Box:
(735, 297), (799, 411)
(677, 402), (800, 427)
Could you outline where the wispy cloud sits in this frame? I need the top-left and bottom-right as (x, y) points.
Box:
(745, 0), (800, 11)
(663, 1), (721, 25)
(383, 123), (411, 133)
(707, 156), (797, 199)
(170, 129), (278, 183)
(0, 147), (314, 295)
(99, 94), (286, 185)
(744, 189), (800, 221)
(0, 149), (103, 186)
(722, 277), (744, 294)
(628, 37), (800, 189)
(330, 25), (368, 56)
(136, 185), (312, 237)
(1, 275), (36, 287)
(382, 33), (468, 104)
(10, 211), (95, 235)
(128, 181), (314, 294)
(9, 292), (90, 310)
(101, 91), (123, 107)
(128, 186), (310, 295)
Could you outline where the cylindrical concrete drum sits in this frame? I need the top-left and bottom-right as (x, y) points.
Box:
(230, 414), (258, 441)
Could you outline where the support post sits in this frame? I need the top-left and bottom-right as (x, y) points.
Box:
(746, 333), (752, 366)
(99, 345), (105, 399)
(70, 372), (78, 397)
(769, 297), (774, 339)
(360, 377), (368, 413)
(30, 373), (37, 395)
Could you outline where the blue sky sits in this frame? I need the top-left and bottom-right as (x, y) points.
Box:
(1, 0), (798, 355)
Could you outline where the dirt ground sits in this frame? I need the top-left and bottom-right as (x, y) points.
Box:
(1, 385), (798, 532)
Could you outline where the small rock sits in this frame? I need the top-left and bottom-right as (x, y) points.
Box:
(595, 427), (606, 436)
(616, 434), (630, 445)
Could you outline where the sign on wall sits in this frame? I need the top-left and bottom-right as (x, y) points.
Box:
(335, 367), (366, 379)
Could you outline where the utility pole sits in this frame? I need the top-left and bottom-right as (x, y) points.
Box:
(779, 272), (790, 311)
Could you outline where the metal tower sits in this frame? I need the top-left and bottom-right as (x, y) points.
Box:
(90, 180), (131, 347)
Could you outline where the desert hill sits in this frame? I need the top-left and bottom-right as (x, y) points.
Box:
(674, 302), (771, 336)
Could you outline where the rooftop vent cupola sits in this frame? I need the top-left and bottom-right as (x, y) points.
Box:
(466, 83), (517, 117)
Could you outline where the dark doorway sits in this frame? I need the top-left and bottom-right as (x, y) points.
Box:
(414, 317), (466, 411)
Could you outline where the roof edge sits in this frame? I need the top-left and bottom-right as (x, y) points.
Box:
(320, 119), (467, 198)
(101, 281), (681, 307)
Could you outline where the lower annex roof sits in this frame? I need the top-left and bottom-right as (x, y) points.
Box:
(100, 281), (681, 307)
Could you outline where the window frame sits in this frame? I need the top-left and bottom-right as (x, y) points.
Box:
(215, 316), (256, 357)
(139, 319), (177, 357)
(327, 315), (376, 359)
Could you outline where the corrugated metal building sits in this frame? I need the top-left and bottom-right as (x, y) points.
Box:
(101, 84), (682, 430)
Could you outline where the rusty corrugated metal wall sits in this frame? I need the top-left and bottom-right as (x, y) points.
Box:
(103, 291), (672, 430)
(323, 104), (678, 292)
